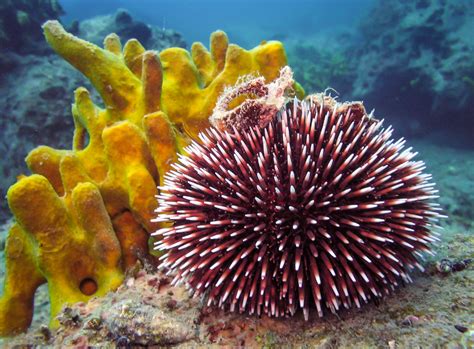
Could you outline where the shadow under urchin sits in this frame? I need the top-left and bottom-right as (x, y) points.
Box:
(153, 68), (443, 320)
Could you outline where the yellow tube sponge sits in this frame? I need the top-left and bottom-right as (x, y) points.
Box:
(0, 224), (45, 336)
(0, 20), (303, 336)
(1, 176), (123, 335)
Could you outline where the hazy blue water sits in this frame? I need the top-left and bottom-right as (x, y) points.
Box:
(61, 0), (375, 47)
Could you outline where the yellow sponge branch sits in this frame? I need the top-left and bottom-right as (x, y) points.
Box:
(0, 224), (46, 336)
(104, 33), (122, 56)
(141, 51), (163, 115)
(123, 39), (146, 77)
(43, 21), (142, 118)
(210, 30), (229, 75)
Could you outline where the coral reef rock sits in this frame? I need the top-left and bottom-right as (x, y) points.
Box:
(286, 0), (473, 145)
(288, 40), (355, 99)
(74, 9), (186, 50)
(0, 0), (63, 55)
(0, 19), (300, 336)
(3, 250), (472, 348)
(351, 0), (474, 142)
(25, 271), (200, 347)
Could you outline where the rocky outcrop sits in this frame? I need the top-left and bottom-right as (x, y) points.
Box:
(350, 0), (474, 141)
(0, 0), (63, 55)
(73, 9), (186, 50)
(286, 0), (473, 144)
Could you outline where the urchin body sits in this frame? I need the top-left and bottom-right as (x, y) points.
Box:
(154, 95), (441, 320)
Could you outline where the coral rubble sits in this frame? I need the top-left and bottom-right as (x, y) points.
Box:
(0, 20), (299, 336)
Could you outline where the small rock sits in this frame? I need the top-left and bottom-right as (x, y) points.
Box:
(452, 259), (472, 272)
(116, 336), (131, 346)
(447, 166), (457, 175)
(38, 324), (51, 341)
(436, 258), (453, 274)
(115, 9), (132, 25)
(83, 317), (102, 330)
(147, 277), (159, 288)
(166, 299), (178, 311)
(126, 278), (135, 288)
(455, 325), (468, 333)
(58, 306), (82, 327)
(401, 315), (420, 327)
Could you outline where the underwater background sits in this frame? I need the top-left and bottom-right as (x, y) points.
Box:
(0, 0), (473, 347)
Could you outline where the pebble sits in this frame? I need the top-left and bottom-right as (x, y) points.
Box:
(83, 317), (102, 330)
(116, 336), (131, 346)
(126, 278), (135, 288)
(436, 258), (472, 274)
(454, 325), (468, 333)
(38, 324), (51, 341)
(401, 315), (420, 327)
(436, 259), (453, 274)
(452, 259), (472, 272)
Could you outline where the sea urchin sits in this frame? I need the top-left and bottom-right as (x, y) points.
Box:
(153, 72), (442, 320)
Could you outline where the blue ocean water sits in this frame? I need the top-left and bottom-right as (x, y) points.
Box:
(61, 0), (375, 47)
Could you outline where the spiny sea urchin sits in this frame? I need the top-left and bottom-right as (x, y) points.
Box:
(153, 71), (443, 320)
